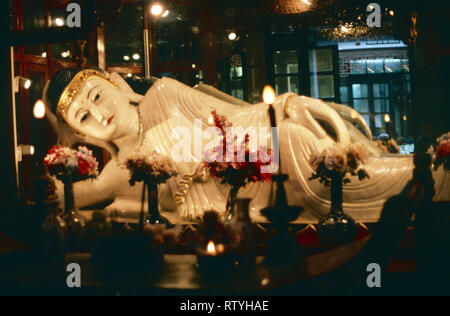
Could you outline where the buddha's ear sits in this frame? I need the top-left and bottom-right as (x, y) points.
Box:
(109, 72), (144, 103)
(109, 72), (134, 92)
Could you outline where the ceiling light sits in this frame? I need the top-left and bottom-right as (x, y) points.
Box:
(228, 32), (237, 41)
(150, 4), (164, 16)
(14, 76), (32, 92)
(340, 26), (349, 33)
(55, 18), (65, 27)
(24, 79), (31, 89)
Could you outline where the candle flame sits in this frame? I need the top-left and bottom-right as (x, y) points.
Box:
(207, 241), (217, 255)
(384, 114), (391, 123)
(263, 85), (276, 105)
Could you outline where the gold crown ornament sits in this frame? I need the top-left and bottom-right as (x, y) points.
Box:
(56, 69), (117, 132)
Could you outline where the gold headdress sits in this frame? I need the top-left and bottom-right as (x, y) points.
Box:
(57, 69), (117, 125)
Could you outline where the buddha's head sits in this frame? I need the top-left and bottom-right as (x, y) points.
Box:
(44, 68), (155, 155)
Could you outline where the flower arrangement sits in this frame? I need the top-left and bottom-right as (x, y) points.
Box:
(125, 151), (178, 228)
(309, 143), (370, 186)
(428, 131), (450, 171)
(309, 143), (370, 245)
(376, 138), (400, 154)
(43, 145), (99, 181)
(197, 110), (272, 189)
(125, 151), (178, 186)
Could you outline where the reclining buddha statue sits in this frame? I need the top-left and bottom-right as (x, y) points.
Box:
(43, 68), (449, 223)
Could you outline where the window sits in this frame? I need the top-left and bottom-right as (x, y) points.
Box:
(274, 50), (299, 95)
(155, 8), (201, 64)
(22, 0), (45, 55)
(217, 54), (246, 101)
(340, 86), (349, 105)
(339, 49), (410, 77)
(352, 84), (371, 128)
(105, 2), (144, 68)
(309, 48), (335, 101)
(373, 83), (390, 130)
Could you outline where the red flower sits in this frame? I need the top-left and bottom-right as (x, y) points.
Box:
(43, 145), (98, 180)
(436, 142), (450, 159)
(78, 159), (88, 176)
(200, 111), (273, 187)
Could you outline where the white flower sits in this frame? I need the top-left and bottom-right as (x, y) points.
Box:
(348, 143), (369, 164)
(324, 145), (347, 172)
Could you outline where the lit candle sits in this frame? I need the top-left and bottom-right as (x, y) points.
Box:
(263, 85), (280, 173)
(206, 241), (217, 256)
(384, 114), (394, 139)
(263, 85), (277, 128)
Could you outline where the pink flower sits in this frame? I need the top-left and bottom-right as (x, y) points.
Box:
(125, 151), (178, 185)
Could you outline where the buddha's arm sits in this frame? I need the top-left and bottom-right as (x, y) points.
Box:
(325, 102), (372, 140)
(281, 94), (351, 145)
(55, 161), (122, 210)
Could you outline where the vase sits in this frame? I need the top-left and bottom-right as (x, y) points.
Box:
(228, 198), (257, 266)
(318, 171), (357, 246)
(223, 185), (241, 224)
(143, 181), (174, 229)
(61, 176), (86, 233)
(41, 199), (67, 261)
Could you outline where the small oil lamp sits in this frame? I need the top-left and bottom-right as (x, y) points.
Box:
(207, 241), (217, 256)
(197, 241), (233, 268)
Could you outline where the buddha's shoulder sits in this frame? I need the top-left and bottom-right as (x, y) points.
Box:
(153, 77), (188, 90)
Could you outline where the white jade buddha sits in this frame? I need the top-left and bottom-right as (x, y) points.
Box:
(44, 69), (450, 223)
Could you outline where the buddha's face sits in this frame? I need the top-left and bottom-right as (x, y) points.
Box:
(65, 77), (137, 141)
